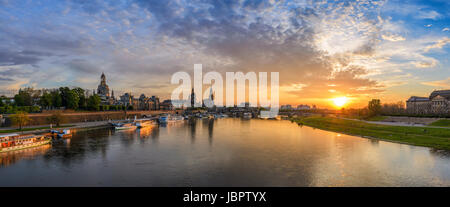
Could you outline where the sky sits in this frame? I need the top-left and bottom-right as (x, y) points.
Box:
(0, 0), (449, 108)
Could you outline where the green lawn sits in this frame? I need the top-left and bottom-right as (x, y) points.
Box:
(292, 116), (450, 150)
(429, 119), (450, 127)
(0, 125), (75, 134)
(364, 116), (387, 121)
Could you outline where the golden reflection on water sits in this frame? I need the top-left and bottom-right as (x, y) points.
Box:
(0, 144), (51, 167)
(1, 119), (449, 186)
(184, 119), (450, 186)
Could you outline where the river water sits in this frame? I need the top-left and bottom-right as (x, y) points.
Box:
(1, 118), (449, 186)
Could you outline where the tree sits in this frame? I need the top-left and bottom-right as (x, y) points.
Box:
(59, 87), (71, 108)
(14, 88), (33, 106)
(39, 92), (53, 109)
(10, 111), (31, 130)
(51, 90), (62, 108)
(0, 95), (5, 107)
(368, 99), (382, 117)
(47, 111), (64, 127)
(87, 94), (101, 111)
(66, 90), (80, 110)
(73, 87), (86, 109)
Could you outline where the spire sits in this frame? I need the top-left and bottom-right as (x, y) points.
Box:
(210, 87), (214, 101)
(100, 72), (105, 82)
(191, 88), (195, 107)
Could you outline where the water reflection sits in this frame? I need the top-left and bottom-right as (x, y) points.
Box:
(0, 119), (449, 187)
(189, 119), (197, 144)
(207, 119), (214, 145)
(0, 144), (51, 167)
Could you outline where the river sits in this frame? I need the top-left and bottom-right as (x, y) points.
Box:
(1, 118), (449, 186)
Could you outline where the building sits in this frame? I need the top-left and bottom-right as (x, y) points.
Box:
(96, 72), (115, 105)
(281, 105), (292, 110)
(297, 104), (311, 110)
(94, 73), (167, 111)
(149, 96), (160, 110)
(117, 93), (162, 111)
(203, 87), (215, 107)
(160, 99), (174, 110)
(119, 93), (133, 106)
(406, 90), (450, 114)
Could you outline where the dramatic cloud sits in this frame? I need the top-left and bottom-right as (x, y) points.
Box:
(0, 0), (448, 107)
(382, 33), (406, 42)
(424, 37), (450, 52)
(422, 78), (450, 88)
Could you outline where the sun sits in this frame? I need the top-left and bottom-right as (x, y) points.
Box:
(332, 97), (348, 108)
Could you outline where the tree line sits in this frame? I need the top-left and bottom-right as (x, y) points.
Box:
(1, 87), (131, 114)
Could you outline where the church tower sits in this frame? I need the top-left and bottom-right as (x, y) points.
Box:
(210, 87), (214, 101)
(97, 72), (110, 97)
(190, 88), (195, 108)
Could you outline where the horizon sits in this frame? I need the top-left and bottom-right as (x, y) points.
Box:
(1, 0), (449, 109)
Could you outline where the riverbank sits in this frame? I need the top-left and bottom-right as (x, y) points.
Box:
(0, 125), (75, 134)
(0, 120), (113, 135)
(291, 116), (450, 150)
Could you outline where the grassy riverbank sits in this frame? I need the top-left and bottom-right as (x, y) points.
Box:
(429, 119), (450, 127)
(292, 116), (450, 150)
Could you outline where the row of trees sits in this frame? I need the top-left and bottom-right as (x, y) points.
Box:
(3, 87), (137, 113)
(0, 105), (41, 114)
(4, 87), (104, 112)
(341, 99), (406, 119)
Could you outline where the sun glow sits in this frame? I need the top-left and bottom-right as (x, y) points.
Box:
(332, 97), (348, 108)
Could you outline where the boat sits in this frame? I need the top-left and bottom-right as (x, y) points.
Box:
(57, 129), (72, 138)
(114, 122), (137, 130)
(242, 112), (252, 119)
(134, 119), (156, 128)
(158, 115), (169, 123)
(0, 134), (51, 153)
(259, 112), (280, 120)
(47, 129), (72, 139)
(172, 115), (184, 121)
(158, 114), (184, 124)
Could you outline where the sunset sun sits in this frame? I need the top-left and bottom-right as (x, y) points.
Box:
(332, 97), (349, 108)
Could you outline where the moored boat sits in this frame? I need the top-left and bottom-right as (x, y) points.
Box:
(47, 129), (72, 139)
(158, 114), (184, 124)
(134, 119), (157, 128)
(242, 112), (252, 119)
(0, 134), (51, 153)
(114, 122), (137, 130)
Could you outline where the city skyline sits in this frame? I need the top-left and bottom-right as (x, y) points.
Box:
(0, 0), (449, 108)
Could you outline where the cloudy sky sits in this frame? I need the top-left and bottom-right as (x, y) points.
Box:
(0, 0), (449, 108)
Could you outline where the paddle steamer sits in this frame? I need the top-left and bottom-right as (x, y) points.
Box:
(0, 134), (51, 153)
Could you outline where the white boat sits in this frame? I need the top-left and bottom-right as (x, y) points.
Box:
(242, 112), (252, 119)
(159, 114), (184, 123)
(134, 119), (156, 128)
(172, 115), (184, 121)
(115, 123), (137, 130)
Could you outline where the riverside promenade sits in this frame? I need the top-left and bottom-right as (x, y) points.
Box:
(0, 120), (115, 135)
